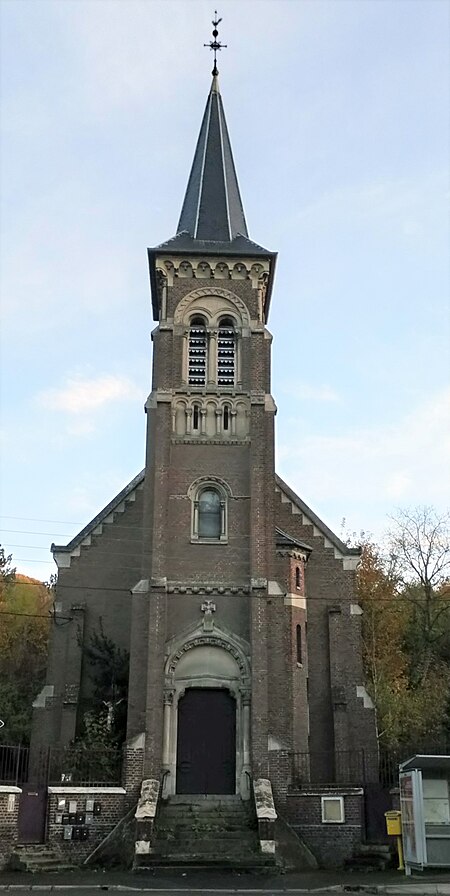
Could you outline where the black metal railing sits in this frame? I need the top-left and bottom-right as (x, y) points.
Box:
(287, 744), (450, 790)
(0, 743), (122, 787)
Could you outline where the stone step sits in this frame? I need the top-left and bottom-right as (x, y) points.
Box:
(153, 841), (260, 857)
(162, 802), (249, 812)
(159, 824), (257, 836)
(10, 853), (77, 873)
(168, 794), (242, 804)
(135, 854), (276, 870)
(359, 843), (391, 855)
(155, 832), (259, 847)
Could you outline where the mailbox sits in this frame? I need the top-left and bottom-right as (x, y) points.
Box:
(385, 810), (402, 836)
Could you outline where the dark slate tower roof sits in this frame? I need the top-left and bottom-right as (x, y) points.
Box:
(177, 74), (248, 242)
(148, 72), (277, 319)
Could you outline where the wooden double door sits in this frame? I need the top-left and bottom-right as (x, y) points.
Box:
(176, 688), (236, 794)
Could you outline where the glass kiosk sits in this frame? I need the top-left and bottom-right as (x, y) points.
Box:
(399, 755), (450, 874)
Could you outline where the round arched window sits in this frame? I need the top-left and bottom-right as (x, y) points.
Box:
(217, 318), (235, 387)
(188, 316), (207, 386)
(198, 488), (221, 538)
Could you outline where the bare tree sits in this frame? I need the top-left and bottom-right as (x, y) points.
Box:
(388, 506), (450, 685)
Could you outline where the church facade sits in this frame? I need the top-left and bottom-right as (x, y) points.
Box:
(31, 69), (377, 862)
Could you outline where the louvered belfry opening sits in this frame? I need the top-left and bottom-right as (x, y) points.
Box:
(217, 318), (235, 387)
(188, 316), (207, 386)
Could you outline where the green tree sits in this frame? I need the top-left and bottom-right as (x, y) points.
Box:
(0, 547), (52, 744)
(77, 623), (129, 746)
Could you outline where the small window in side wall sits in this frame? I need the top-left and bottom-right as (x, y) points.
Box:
(223, 405), (230, 431)
(296, 624), (302, 665)
(321, 796), (345, 823)
(295, 566), (301, 589)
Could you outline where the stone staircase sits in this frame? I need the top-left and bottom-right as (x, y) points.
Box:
(345, 843), (393, 872)
(137, 794), (275, 869)
(9, 844), (77, 873)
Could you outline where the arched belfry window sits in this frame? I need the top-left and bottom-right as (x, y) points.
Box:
(188, 316), (207, 386)
(191, 480), (228, 542)
(217, 318), (235, 387)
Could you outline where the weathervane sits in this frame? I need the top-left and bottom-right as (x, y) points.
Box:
(204, 12), (226, 77)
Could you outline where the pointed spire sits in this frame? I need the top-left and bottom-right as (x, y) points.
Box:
(177, 75), (248, 242)
(177, 16), (247, 243)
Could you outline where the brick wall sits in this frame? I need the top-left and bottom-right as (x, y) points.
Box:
(284, 788), (364, 868)
(0, 788), (20, 870)
(47, 787), (127, 863)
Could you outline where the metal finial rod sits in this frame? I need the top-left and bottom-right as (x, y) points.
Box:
(204, 11), (227, 76)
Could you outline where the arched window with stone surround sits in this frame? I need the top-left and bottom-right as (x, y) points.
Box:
(188, 316), (207, 386)
(191, 480), (228, 542)
(217, 318), (235, 387)
(198, 488), (221, 538)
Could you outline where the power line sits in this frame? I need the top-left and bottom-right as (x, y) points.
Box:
(2, 579), (447, 603)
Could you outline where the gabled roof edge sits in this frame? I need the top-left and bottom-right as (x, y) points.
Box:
(52, 469), (145, 554)
(275, 474), (361, 557)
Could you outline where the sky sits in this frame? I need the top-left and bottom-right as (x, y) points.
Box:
(0, 0), (449, 582)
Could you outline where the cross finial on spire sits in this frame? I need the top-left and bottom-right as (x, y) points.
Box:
(204, 11), (227, 76)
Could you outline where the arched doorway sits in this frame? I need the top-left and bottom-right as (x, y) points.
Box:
(176, 688), (236, 794)
(163, 632), (251, 798)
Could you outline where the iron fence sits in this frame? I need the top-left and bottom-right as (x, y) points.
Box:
(289, 744), (450, 789)
(0, 743), (122, 787)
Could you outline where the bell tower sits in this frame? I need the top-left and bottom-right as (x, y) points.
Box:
(126, 35), (279, 793)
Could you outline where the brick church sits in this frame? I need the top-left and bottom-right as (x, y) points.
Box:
(31, 48), (377, 862)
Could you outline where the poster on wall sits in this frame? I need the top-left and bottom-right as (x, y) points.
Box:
(400, 770), (425, 867)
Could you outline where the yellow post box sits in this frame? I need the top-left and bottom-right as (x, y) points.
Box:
(385, 810), (402, 836)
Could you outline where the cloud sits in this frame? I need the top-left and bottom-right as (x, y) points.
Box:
(37, 375), (141, 414)
(278, 386), (450, 512)
(283, 383), (340, 402)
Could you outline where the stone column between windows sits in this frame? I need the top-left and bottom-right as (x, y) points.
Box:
(181, 330), (188, 386)
(236, 332), (242, 387)
(208, 330), (217, 384)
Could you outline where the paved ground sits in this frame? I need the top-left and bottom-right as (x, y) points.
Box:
(1, 870), (450, 894)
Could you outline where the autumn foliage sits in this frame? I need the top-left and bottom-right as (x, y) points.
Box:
(357, 508), (450, 750)
(0, 547), (52, 744)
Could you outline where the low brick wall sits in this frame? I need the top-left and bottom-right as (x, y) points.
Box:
(284, 786), (364, 868)
(0, 787), (21, 870)
(47, 787), (127, 863)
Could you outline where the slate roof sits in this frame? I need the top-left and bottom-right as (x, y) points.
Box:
(177, 74), (248, 242)
(148, 74), (276, 320)
(275, 528), (312, 553)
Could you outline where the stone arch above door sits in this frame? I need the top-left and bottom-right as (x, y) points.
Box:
(162, 627), (251, 797)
